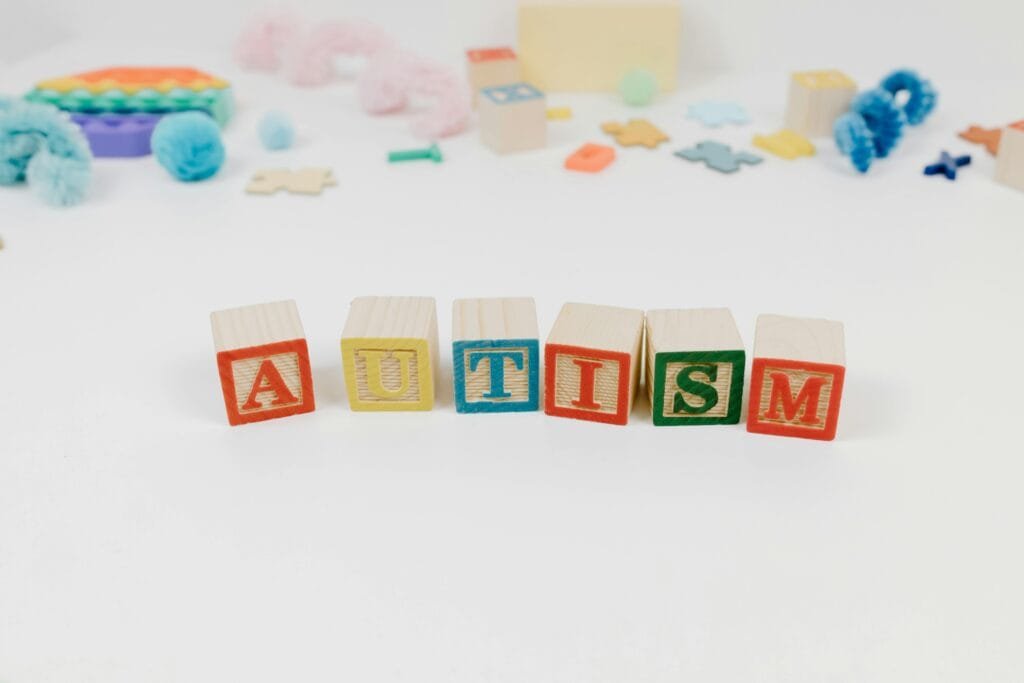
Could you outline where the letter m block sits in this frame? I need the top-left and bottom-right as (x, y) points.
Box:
(210, 300), (315, 426)
(746, 314), (846, 441)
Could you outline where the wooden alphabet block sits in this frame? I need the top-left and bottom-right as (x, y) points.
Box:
(783, 70), (857, 138)
(747, 314), (846, 441)
(479, 82), (547, 154)
(544, 302), (644, 426)
(340, 297), (439, 411)
(517, 0), (680, 92)
(645, 308), (745, 426)
(995, 121), (1024, 192)
(466, 47), (521, 107)
(210, 300), (315, 426)
(452, 298), (540, 413)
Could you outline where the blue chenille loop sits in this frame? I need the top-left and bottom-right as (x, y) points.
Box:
(834, 112), (876, 173)
(880, 69), (937, 126)
(851, 89), (906, 159)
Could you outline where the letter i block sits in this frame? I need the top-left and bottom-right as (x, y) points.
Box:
(747, 314), (846, 441)
(479, 82), (547, 154)
(340, 297), (439, 411)
(452, 297), (539, 413)
(545, 302), (645, 426)
(645, 308), (745, 426)
(210, 300), (315, 426)
(466, 47), (520, 107)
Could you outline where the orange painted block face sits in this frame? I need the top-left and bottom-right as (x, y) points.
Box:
(565, 143), (616, 172)
(466, 47), (516, 63)
(544, 344), (632, 425)
(746, 358), (844, 441)
(216, 339), (315, 426)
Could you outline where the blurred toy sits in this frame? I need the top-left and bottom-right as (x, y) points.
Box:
(675, 141), (762, 174)
(923, 151), (970, 180)
(834, 69), (936, 174)
(995, 122), (1024, 192)
(601, 119), (668, 148)
(619, 68), (658, 106)
(546, 107), (572, 120)
(258, 112), (295, 151)
(151, 112), (225, 182)
(388, 144), (443, 163)
(72, 113), (160, 157)
(246, 168), (336, 195)
(784, 70), (857, 138)
(565, 143), (615, 172)
(0, 96), (92, 206)
(752, 130), (815, 160)
(479, 83), (546, 154)
(687, 101), (749, 127)
(465, 47), (520, 107)
(959, 125), (1002, 155)
(234, 11), (302, 71)
(285, 19), (396, 86)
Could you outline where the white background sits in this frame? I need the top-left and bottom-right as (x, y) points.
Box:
(2, 1), (1024, 681)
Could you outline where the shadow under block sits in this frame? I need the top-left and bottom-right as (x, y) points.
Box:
(466, 47), (520, 107)
(479, 83), (547, 154)
(210, 300), (315, 426)
(340, 297), (439, 411)
(783, 70), (857, 138)
(995, 122), (1024, 192)
(452, 298), (540, 413)
(544, 302), (645, 425)
(746, 314), (846, 441)
(645, 308), (745, 426)
(517, 0), (680, 92)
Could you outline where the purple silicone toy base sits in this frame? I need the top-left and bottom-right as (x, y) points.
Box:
(71, 113), (162, 158)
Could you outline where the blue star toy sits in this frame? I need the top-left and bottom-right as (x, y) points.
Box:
(923, 151), (971, 180)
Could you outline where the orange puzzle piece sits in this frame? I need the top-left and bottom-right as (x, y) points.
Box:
(601, 119), (669, 149)
(959, 125), (1003, 155)
(565, 143), (616, 172)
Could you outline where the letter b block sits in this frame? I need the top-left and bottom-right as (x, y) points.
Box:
(646, 308), (745, 426)
(341, 297), (439, 411)
(210, 300), (315, 426)
(747, 314), (846, 441)
(545, 302), (645, 426)
(452, 298), (539, 413)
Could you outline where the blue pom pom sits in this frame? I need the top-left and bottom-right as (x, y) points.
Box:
(258, 111), (294, 151)
(834, 112), (876, 174)
(151, 111), (225, 182)
(880, 69), (937, 126)
(27, 150), (91, 206)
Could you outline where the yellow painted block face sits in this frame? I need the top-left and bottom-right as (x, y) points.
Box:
(793, 70), (855, 90)
(518, 2), (680, 92)
(752, 130), (816, 160)
(341, 338), (434, 411)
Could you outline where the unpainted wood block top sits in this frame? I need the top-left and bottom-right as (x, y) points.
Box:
(546, 302), (644, 353)
(753, 314), (845, 365)
(646, 308), (743, 353)
(211, 300), (304, 352)
(453, 298), (538, 341)
(342, 296), (438, 339)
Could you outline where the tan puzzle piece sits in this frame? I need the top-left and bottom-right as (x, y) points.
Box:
(601, 119), (669, 149)
(246, 168), (337, 196)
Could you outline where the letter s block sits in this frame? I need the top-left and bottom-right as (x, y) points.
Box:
(544, 302), (645, 426)
(747, 314), (846, 441)
(210, 300), (315, 426)
(340, 297), (439, 411)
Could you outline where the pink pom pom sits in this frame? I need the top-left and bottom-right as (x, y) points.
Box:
(234, 12), (302, 71)
(284, 20), (395, 87)
(358, 50), (471, 139)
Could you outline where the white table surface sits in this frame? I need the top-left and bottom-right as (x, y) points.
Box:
(2, 42), (1023, 682)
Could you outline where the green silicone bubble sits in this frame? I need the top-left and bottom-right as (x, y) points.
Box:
(619, 68), (658, 107)
(24, 87), (235, 126)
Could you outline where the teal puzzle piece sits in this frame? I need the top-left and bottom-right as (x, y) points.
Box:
(674, 141), (763, 174)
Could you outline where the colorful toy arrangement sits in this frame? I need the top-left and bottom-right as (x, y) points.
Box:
(211, 297), (846, 442)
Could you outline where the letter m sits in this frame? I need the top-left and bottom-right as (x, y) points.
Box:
(765, 371), (827, 425)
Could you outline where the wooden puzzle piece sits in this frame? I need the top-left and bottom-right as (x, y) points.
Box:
(674, 141), (763, 173)
(246, 168), (337, 195)
(752, 129), (816, 160)
(958, 125), (1003, 155)
(601, 119), (669, 149)
(686, 101), (749, 127)
(924, 151), (971, 180)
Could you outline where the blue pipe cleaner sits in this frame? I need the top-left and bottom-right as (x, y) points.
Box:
(852, 89), (906, 159)
(834, 113), (876, 174)
(880, 69), (937, 126)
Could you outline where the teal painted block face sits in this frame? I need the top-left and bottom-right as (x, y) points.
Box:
(452, 339), (539, 413)
(651, 350), (745, 426)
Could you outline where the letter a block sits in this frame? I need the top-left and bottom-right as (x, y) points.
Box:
(340, 297), (439, 411)
(479, 82), (547, 154)
(545, 302), (644, 426)
(747, 314), (846, 441)
(645, 308), (745, 426)
(210, 300), (315, 426)
(452, 298), (539, 413)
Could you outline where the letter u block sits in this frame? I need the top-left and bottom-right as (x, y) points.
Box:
(452, 298), (539, 413)
(340, 297), (439, 411)
(210, 300), (315, 426)
(645, 308), (745, 426)
(479, 82), (547, 154)
(544, 302), (644, 426)
(747, 314), (846, 441)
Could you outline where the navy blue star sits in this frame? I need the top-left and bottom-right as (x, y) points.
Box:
(924, 151), (971, 180)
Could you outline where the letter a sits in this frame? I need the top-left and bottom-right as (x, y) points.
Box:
(242, 359), (299, 410)
(571, 358), (604, 410)
(358, 349), (416, 399)
(765, 372), (827, 425)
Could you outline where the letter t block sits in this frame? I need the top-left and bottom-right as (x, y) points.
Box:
(210, 300), (315, 426)
(452, 298), (539, 413)
(545, 302), (645, 426)
(747, 314), (846, 441)
(340, 297), (439, 411)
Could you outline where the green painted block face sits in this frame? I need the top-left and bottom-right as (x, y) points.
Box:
(651, 350), (745, 426)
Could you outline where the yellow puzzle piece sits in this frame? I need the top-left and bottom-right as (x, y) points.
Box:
(752, 130), (816, 160)
(245, 168), (337, 196)
(601, 119), (669, 149)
